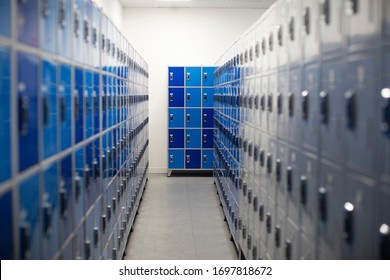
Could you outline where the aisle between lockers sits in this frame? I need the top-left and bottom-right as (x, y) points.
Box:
(124, 174), (237, 260)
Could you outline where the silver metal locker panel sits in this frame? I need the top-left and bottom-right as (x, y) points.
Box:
(285, 218), (300, 260)
(301, 0), (320, 62)
(276, 68), (288, 139)
(287, 67), (303, 146)
(273, 207), (286, 259)
(276, 140), (288, 213)
(286, 144), (301, 226)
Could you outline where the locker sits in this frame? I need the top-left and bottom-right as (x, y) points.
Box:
(0, 189), (14, 259)
(74, 147), (85, 226)
(42, 162), (59, 259)
(202, 108), (214, 128)
(202, 67), (215, 87)
(17, 0), (38, 46)
(59, 155), (74, 246)
(18, 173), (40, 259)
(93, 72), (100, 135)
(168, 87), (184, 108)
(18, 52), (39, 172)
(74, 67), (84, 144)
(59, 64), (72, 151)
(202, 150), (214, 169)
(202, 129), (214, 148)
(185, 67), (201, 87)
(202, 87), (214, 108)
(39, 0), (57, 53)
(41, 59), (58, 159)
(168, 129), (184, 148)
(185, 87), (201, 108)
(85, 71), (94, 139)
(185, 129), (201, 149)
(0, 0), (11, 37)
(73, 0), (84, 63)
(168, 108), (184, 128)
(92, 2), (100, 68)
(0, 47), (11, 183)
(185, 108), (201, 128)
(168, 149), (184, 169)
(168, 67), (184, 87)
(57, 0), (72, 58)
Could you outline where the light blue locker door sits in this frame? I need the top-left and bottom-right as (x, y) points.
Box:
(18, 173), (40, 259)
(92, 2), (100, 68)
(102, 75), (107, 130)
(18, 52), (39, 172)
(202, 87), (214, 107)
(57, 0), (72, 58)
(59, 155), (74, 247)
(17, 0), (38, 46)
(0, 189), (14, 259)
(42, 162), (59, 259)
(168, 67), (184, 86)
(185, 87), (201, 107)
(168, 108), (184, 128)
(0, 47), (11, 183)
(168, 149), (184, 169)
(202, 67), (215, 87)
(73, 0), (84, 63)
(59, 64), (72, 151)
(39, 0), (57, 53)
(185, 108), (201, 128)
(0, 0), (11, 37)
(107, 76), (113, 127)
(185, 129), (201, 149)
(85, 70), (94, 139)
(185, 67), (201, 86)
(41, 59), (58, 159)
(74, 147), (85, 227)
(75, 67), (84, 144)
(202, 150), (214, 169)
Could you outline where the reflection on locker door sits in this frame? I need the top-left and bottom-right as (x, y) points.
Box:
(202, 87), (214, 108)
(168, 67), (184, 87)
(74, 67), (84, 143)
(0, 0), (11, 37)
(185, 129), (201, 149)
(18, 52), (39, 172)
(202, 129), (214, 148)
(185, 150), (201, 169)
(0, 190), (14, 259)
(39, 0), (57, 53)
(202, 108), (214, 128)
(57, 0), (72, 58)
(17, 0), (38, 46)
(202, 67), (215, 87)
(59, 64), (72, 151)
(168, 129), (184, 149)
(185, 67), (201, 87)
(168, 149), (184, 169)
(185, 88), (201, 108)
(185, 108), (201, 128)
(168, 108), (184, 128)
(0, 47), (11, 182)
(202, 150), (213, 169)
(59, 155), (74, 247)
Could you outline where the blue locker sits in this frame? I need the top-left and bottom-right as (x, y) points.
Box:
(17, 0), (38, 46)
(185, 108), (201, 128)
(42, 162), (59, 259)
(202, 150), (214, 169)
(185, 129), (201, 149)
(185, 67), (201, 87)
(185, 87), (201, 107)
(85, 71), (93, 139)
(168, 108), (184, 128)
(85, 142), (94, 212)
(41, 59), (58, 159)
(18, 173), (40, 259)
(168, 87), (184, 107)
(185, 149), (201, 169)
(202, 108), (214, 128)
(0, 47), (11, 183)
(168, 129), (184, 148)
(18, 52), (39, 172)
(102, 75), (107, 130)
(73, 0), (84, 63)
(93, 138), (101, 196)
(0, 0), (11, 37)
(59, 64), (72, 151)
(0, 189), (14, 259)
(92, 2), (101, 68)
(168, 149), (184, 169)
(57, 0), (72, 58)
(59, 155), (74, 246)
(202, 87), (214, 107)
(202, 129), (214, 148)
(74, 67), (84, 143)
(168, 67), (184, 87)
(39, 0), (57, 53)
(107, 76), (113, 127)
(93, 72), (100, 135)
(202, 67), (215, 87)
(74, 147), (85, 226)
(112, 77), (117, 126)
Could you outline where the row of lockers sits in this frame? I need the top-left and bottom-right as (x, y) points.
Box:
(213, 0), (390, 259)
(0, 0), (148, 80)
(169, 66), (215, 87)
(168, 149), (214, 170)
(168, 129), (214, 149)
(168, 87), (215, 108)
(168, 108), (214, 128)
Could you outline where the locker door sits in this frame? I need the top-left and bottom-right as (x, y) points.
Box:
(202, 67), (215, 87)
(202, 108), (214, 128)
(202, 129), (214, 148)
(202, 150), (213, 169)
(41, 59), (58, 159)
(185, 150), (201, 169)
(18, 174), (40, 259)
(169, 87), (185, 107)
(73, 0), (84, 63)
(0, 0), (11, 37)
(93, 72), (100, 135)
(74, 147), (85, 227)
(185, 87), (201, 108)
(0, 190), (14, 259)
(17, 0), (38, 46)
(85, 71), (93, 139)
(18, 52), (39, 172)
(185, 67), (201, 87)
(202, 87), (214, 108)
(59, 155), (74, 247)
(168, 67), (184, 87)
(85, 142), (94, 212)
(59, 64), (72, 151)
(185, 108), (201, 128)
(83, 0), (93, 66)
(168, 129), (184, 149)
(74, 67), (84, 144)
(185, 129), (201, 149)
(0, 47), (11, 182)
(84, 209), (94, 260)
(168, 108), (184, 128)
(92, 2), (100, 68)
(75, 223), (86, 259)
(39, 0), (57, 53)
(57, 0), (72, 58)
(102, 75), (107, 130)
(168, 149), (184, 169)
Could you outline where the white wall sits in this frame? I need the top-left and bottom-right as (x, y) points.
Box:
(94, 0), (123, 31)
(122, 8), (264, 173)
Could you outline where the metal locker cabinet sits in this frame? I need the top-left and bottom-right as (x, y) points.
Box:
(39, 0), (57, 53)
(202, 150), (214, 170)
(168, 108), (184, 128)
(85, 70), (94, 139)
(59, 155), (74, 248)
(59, 64), (72, 151)
(0, 189), (14, 259)
(92, 1), (100, 68)
(168, 129), (184, 149)
(202, 87), (214, 108)
(168, 149), (184, 169)
(185, 129), (201, 149)
(185, 150), (201, 169)
(0, 0), (11, 37)
(57, 0), (72, 58)
(42, 162), (59, 260)
(18, 173), (40, 259)
(202, 67), (215, 87)
(74, 147), (85, 227)
(41, 59), (58, 159)
(0, 47), (11, 183)
(18, 52), (39, 172)
(17, 0), (38, 46)
(74, 67), (84, 144)
(73, 0), (84, 63)
(93, 72), (100, 135)
(202, 108), (214, 128)
(168, 67), (184, 87)
(202, 129), (213, 148)
(185, 87), (201, 108)
(186, 67), (201, 87)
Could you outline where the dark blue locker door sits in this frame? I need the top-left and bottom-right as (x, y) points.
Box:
(107, 76), (113, 127)
(185, 67), (201, 87)
(102, 75), (107, 130)
(74, 147), (85, 226)
(202, 129), (214, 148)
(39, 0), (56, 53)
(202, 87), (214, 108)
(0, 0), (11, 37)
(185, 129), (201, 149)
(17, 0), (38, 46)
(57, 0), (72, 58)
(85, 142), (94, 212)
(0, 47), (11, 183)
(18, 173), (40, 259)
(0, 190), (14, 259)
(168, 67), (184, 86)
(202, 108), (214, 128)
(202, 150), (214, 169)
(168, 149), (184, 169)
(202, 67), (215, 87)
(41, 59), (58, 159)
(74, 67), (84, 144)
(185, 149), (201, 169)
(85, 70), (93, 139)
(185, 87), (201, 107)
(42, 162), (59, 259)
(185, 108), (201, 128)
(59, 154), (74, 246)
(168, 87), (184, 107)
(73, 0), (84, 63)
(59, 64), (72, 151)
(112, 77), (117, 126)
(93, 72), (100, 135)
(18, 52), (39, 172)
(168, 129), (184, 148)
(168, 108), (184, 128)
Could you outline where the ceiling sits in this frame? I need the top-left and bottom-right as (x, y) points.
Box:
(120, 0), (276, 9)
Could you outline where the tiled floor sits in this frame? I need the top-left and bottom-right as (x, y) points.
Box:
(123, 174), (238, 260)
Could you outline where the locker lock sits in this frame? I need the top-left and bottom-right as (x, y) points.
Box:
(345, 91), (356, 129)
(58, 0), (66, 28)
(169, 134), (174, 143)
(74, 175), (81, 201)
(59, 186), (68, 218)
(85, 240), (91, 260)
(266, 213), (272, 234)
(277, 25), (283, 46)
(84, 167), (91, 191)
(252, 245), (258, 260)
(260, 148), (265, 167)
(303, 7), (310, 35)
(169, 114), (173, 122)
(40, 0), (50, 17)
(345, 0), (358, 15)
(276, 159), (282, 182)
(288, 92), (294, 117)
(187, 114), (191, 123)
(261, 39), (266, 55)
(320, 0), (331, 25)
(379, 224), (390, 260)
(320, 91), (329, 124)
(20, 223), (31, 259)
(285, 239), (292, 260)
(187, 73), (191, 81)
(288, 17), (295, 41)
(187, 93), (191, 101)
(301, 91), (309, 120)
(204, 93), (207, 102)
(74, 10), (80, 37)
(381, 88), (390, 135)
(260, 95), (265, 111)
(93, 227), (99, 247)
(204, 72), (207, 81)
(169, 93), (173, 102)
(269, 33), (274, 52)
(101, 215), (107, 233)
(203, 114), (208, 123)
(300, 176), (307, 206)
(42, 201), (52, 237)
(255, 42), (260, 58)
(169, 72), (173, 81)
(59, 95), (66, 124)
(248, 188), (253, 204)
(259, 204), (265, 222)
(275, 225), (281, 248)
(19, 95), (29, 136)
(268, 94), (273, 112)
(277, 93), (283, 115)
(343, 202), (354, 244)
(253, 196), (259, 212)
(186, 155), (191, 163)
(286, 166), (293, 193)
(267, 153), (272, 174)
(84, 19), (89, 43)
(203, 155), (207, 164)
(247, 234), (252, 250)
(186, 135), (190, 143)
(242, 181), (247, 196)
(203, 134), (207, 143)
(242, 225), (247, 239)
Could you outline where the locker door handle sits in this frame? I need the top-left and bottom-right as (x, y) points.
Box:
(92, 27), (97, 47)
(260, 148), (265, 167)
(42, 202), (52, 236)
(320, 0), (330, 25)
(277, 93), (282, 114)
(186, 155), (190, 163)
(59, 186), (68, 218)
(276, 159), (281, 182)
(320, 91), (329, 124)
(343, 202), (354, 244)
(19, 95), (29, 136)
(58, 0), (66, 28)
(203, 93), (207, 102)
(346, 0), (358, 15)
(106, 205), (112, 221)
(187, 93), (190, 101)
(381, 88), (390, 135)
(260, 95), (265, 111)
(303, 7), (310, 35)
(106, 38), (110, 54)
(266, 213), (272, 234)
(169, 134), (174, 143)
(379, 224), (390, 260)
(247, 234), (252, 249)
(243, 181), (247, 196)
(169, 93), (173, 102)
(302, 91), (309, 120)
(259, 204), (264, 222)
(254, 95), (259, 109)
(203, 134), (207, 143)
(288, 92), (294, 117)
(60, 96), (66, 124)
(112, 197), (116, 212)
(41, 0), (50, 18)
(85, 240), (91, 260)
(287, 166), (293, 193)
(203, 155), (207, 163)
(187, 73), (191, 81)
(101, 215), (106, 233)
(74, 175), (81, 201)
(204, 72), (207, 81)
(187, 114), (190, 122)
(169, 72), (173, 81)
(93, 227), (99, 247)
(74, 10), (80, 37)
(169, 114), (173, 122)
(85, 167), (90, 191)
(253, 196), (258, 212)
(345, 91), (356, 129)
(203, 114), (207, 123)
(300, 176), (307, 205)
(93, 160), (99, 180)
(101, 34), (105, 51)
(74, 91), (80, 120)
(289, 17), (295, 41)
(169, 155), (173, 163)
(267, 153), (272, 174)
(93, 93), (98, 115)
(20, 223), (31, 259)
(43, 96), (50, 126)
(319, 187), (327, 222)
(112, 248), (117, 260)
(285, 239), (292, 260)
(275, 225), (281, 248)
(186, 135), (190, 143)
(248, 188), (252, 204)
